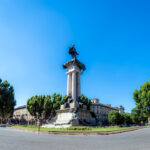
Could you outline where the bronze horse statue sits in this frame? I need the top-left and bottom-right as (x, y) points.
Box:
(68, 44), (79, 59)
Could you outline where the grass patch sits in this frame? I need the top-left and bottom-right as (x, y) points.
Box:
(12, 125), (135, 132)
(67, 126), (91, 131)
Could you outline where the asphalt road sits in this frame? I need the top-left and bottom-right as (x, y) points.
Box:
(0, 127), (150, 150)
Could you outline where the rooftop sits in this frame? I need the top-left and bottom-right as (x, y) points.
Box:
(15, 105), (26, 110)
(91, 103), (119, 111)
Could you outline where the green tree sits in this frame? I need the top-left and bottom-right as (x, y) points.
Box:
(43, 95), (53, 119)
(63, 95), (67, 100)
(122, 113), (132, 126)
(52, 93), (62, 110)
(52, 93), (56, 103)
(132, 80), (150, 124)
(0, 79), (16, 123)
(108, 110), (124, 125)
(131, 107), (147, 124)
(79, 94), (91, 110)
(62, 95), (67, 104)
(27, 95), (52, 122)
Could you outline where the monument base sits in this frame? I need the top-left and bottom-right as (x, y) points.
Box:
(42, 108), (96, 128)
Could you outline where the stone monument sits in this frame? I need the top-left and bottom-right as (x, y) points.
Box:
(43, 45), (96, 128)
(54, 45), (95, 127)
(61, 44), (85, 110)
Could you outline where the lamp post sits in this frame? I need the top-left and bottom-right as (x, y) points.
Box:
(36, 113), (41, 134)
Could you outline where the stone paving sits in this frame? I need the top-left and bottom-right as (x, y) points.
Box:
(0, 127), (150, 150)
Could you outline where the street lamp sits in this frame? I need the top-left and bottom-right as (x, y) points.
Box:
(36, 113), (41, 134)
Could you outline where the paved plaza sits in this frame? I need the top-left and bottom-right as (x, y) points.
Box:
(0, 127), (150, 150)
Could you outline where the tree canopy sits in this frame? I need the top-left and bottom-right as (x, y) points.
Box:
(52, 93), (63, 110)
(132, 80), (150, 124)
(122, 113), (132, 126)
(79, 94), (91, 110)
(108, 110), (124, 125)
(0, 79), (16, 123)
(27, 95), (52, 120)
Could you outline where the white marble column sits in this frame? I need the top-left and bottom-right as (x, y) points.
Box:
(72, 71), (77, 101)
(77, 73), (81, 98)
(67, 73), (72, 96)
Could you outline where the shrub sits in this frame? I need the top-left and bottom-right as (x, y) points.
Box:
(67, 126), (91, 131)
(122, 113), (133, 126)
(108, 110), (124, 126)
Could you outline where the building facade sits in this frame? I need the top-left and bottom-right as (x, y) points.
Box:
(13, 99), (124, 125)
(13, 105), (34, 124)
(90, 98), (124, 125)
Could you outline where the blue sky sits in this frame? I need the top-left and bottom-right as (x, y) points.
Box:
(0, 0), (150, 112)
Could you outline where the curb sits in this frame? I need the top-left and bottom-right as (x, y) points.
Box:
(48, 127), (143, 135)
(9, 127), (143, 135)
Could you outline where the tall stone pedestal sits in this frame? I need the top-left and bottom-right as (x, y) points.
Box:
(55, 109), (79, 127)
(42, 108), (96, 128)
(56, 108), (96, 126)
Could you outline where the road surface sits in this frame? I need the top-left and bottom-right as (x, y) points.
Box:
(0, 127), (149, 150)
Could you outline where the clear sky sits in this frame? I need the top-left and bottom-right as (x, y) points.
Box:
(0, 0), (150, 112)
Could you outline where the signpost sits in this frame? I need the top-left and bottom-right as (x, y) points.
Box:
(37, 113), (41, 134)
